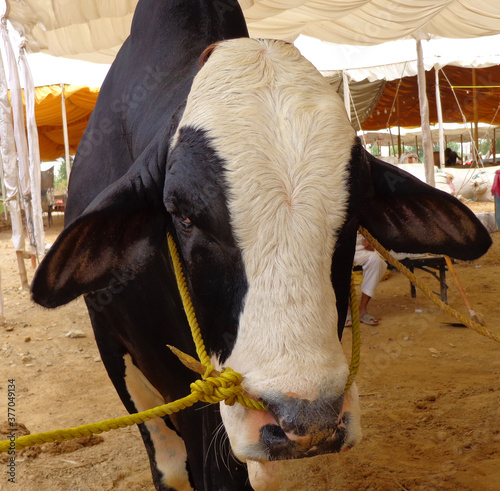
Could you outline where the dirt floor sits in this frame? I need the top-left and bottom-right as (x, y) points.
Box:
(0, 204), (499, 491)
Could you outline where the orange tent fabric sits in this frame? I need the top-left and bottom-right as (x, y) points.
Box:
(362, 66), (500, 131)
(28, 85), (99, 161)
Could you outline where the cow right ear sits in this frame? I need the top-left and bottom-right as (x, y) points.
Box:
(31, 149), (171, 309)
(32, 114), (178, 309)
(31, 205), (168, 309)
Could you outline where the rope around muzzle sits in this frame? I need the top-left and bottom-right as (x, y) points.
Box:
(166, 232), (360, 394)
(0, 234), (361, 452)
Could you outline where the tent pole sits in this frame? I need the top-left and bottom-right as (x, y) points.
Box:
(435, 68), (445, 168)
(397, 93), (401, 158)
(16, 250), (29, 290)
(0, 269), (4, 323)
(415, 135), (419, 159)
(389, 127), (395, 156)
(60, 83), (71, 180)
(460, 134), (463, 162)
(398, 126), (401, 159)
(342, 71), (351, 122)
(494, 128), (496, 164)
(416, 40), (435, 186)
(472, 69), (479, 163)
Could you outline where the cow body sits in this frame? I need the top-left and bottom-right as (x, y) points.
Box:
(32, 1), (492, 490)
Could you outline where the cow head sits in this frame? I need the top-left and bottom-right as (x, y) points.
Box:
(31, 38), (491, 484)
(165, 39), (362, 461)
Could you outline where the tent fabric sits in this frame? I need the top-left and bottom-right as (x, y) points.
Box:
(361, 65), (500, 131)
(2, 19), (30, 200)
(324, 73), (385, 131)
(300, 35), (500, 82)
(31, 84), (99, 160)
(0, 21), (24, 251)
(6, 1), (500, 63)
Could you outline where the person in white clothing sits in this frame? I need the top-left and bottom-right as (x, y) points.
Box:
(346, 232), (387, 326)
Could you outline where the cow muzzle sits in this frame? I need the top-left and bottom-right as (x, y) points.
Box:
(222, 386), (360, 464)
(257, 392), (352, 460)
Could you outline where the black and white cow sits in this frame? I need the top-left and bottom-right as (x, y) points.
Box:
(31, 1), (492, 490)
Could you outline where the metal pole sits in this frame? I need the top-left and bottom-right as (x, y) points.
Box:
(494, 128), (496, 165)
(397, 126), (401, 158)
(416, 40), (435, 186)
(60, 83), (71, 181)
(472, 69), (479, 163)
(397, 93), (401, 158)
(435, 68), (445, 168)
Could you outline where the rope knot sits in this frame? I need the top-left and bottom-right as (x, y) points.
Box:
(190, 371), (243, 406)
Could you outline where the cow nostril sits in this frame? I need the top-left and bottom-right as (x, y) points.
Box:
(260, 424), (288, 447)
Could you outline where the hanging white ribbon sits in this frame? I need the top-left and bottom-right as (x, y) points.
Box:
(19, 38), (44, 258)
(0, 18), (24, 251)
(1, 17), (36, 252)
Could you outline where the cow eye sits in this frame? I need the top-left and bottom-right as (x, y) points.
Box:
(178, 216), (193, 229)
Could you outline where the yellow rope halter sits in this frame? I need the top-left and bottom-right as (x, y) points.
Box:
(0, 233), (360, 452)
(5, 223), (495, 454)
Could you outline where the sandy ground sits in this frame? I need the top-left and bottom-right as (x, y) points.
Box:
(0, 204), (499, 491)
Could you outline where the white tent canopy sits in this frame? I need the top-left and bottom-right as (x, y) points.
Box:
(296, 34), (500, 82)
(4, 0), (500, 63)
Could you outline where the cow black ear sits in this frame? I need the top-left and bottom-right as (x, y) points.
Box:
(359, 150), (492, 260)
(32, 121), (174, 308)
(32, 208), (167, 308)
(31, 170), (169, 309)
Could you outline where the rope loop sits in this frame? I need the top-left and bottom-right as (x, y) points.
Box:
(2, 226), (497, 455)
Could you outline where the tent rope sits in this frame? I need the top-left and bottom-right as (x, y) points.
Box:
(359, 226), (500, 344)
(384, 61), (408, 130)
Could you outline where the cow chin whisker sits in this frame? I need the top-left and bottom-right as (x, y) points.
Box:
(206, 421), (226, 473)
(207, 420), (243, 478)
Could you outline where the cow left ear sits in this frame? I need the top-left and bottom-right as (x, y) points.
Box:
(359, 150), (492, 260)
(32, 166), (169, 309)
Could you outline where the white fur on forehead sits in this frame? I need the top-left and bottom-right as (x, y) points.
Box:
(178, 37), (356, 253)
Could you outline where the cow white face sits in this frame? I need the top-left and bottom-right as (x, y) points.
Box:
(167, 38), (362, 464)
